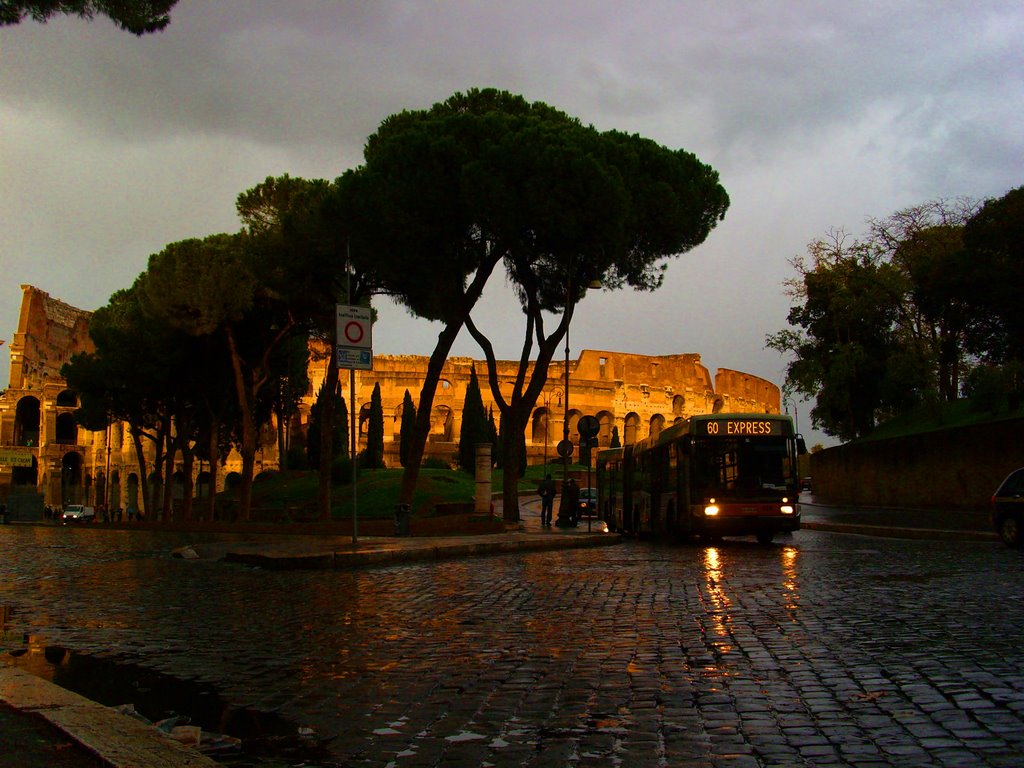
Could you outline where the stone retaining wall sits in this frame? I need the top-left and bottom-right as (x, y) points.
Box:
(810, 417), (1024, 510)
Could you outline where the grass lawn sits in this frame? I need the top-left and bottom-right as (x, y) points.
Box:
(242, 461), (591, 520)
(858, 400), (1024, 443)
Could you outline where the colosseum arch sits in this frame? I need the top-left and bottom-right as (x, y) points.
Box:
(596, 410), (615, 446)
(392, 404), (404, 437)
(650, 413), (665, 439)
(531, 407), (550, 446)
(109, 469), (121, 509)
(712, 396), (725, 414)
(95, 470), (106, 507)
(127, 473), (140, 513)
(566, 410), (583, 445)
(173, 471), (186, 501)
(56, 390), (78, 407)
(432, 405), (453, 441)
(14, 396), (40, 447)
(672, 394), (685, 417)
(623, 413), (640, 445)
(55, 412), (77, 444)
(196, 471), (211, 500)
(60, 451), (84, 506)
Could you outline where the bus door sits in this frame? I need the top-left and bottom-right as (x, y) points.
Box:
(664, 439), (679, 535)
(649, 447), (664, 534)
(623, 447), (638, 533)
(676, 437), (694, 536)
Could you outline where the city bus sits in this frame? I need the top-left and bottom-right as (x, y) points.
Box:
(597, 413), (805, 544)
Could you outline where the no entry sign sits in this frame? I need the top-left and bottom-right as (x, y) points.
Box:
(336, 304), (373, 370)
(336, 305), (372, 348)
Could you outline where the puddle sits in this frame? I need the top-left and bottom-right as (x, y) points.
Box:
(3, 628), (339, 767)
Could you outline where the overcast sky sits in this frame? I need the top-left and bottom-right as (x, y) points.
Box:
(2, 1), (1022, 446)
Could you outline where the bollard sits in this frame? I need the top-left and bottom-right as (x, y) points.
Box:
(394, 503), (411, 536)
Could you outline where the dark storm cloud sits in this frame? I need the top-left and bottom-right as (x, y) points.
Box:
(3, 1), (1020, 171)
(1, 1), (1022, 448)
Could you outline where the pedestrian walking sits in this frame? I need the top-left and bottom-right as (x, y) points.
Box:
(538, 474), (556, 527)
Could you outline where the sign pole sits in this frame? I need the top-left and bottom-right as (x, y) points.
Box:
(338, 255), (374, 543)
(350, 367), (357, 543)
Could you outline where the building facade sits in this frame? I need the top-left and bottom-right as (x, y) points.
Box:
(0, 285), (780, 513)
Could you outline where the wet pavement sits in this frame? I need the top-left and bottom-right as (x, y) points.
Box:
(2, 498), (1023, 767)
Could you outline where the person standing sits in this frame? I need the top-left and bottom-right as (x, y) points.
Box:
(566, 478), (580, 526)
(538, 474), (556, 527)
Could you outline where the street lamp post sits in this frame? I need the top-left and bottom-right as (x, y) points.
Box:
(541, 388), (560, 475)
(554, 270), (601, 528)
(563, 305), (571, 488)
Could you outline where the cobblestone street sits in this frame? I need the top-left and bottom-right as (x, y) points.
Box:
(2, 526), (1023, 767)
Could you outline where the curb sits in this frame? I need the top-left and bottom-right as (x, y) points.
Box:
(222, 532), (622, 570)
(0, 666), (219, 768)
(802, 520), (998, 542)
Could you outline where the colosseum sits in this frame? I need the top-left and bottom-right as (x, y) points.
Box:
(0, 285), (780, 515)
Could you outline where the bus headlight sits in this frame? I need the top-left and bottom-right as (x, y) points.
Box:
(704, 505), (719, 516)
(780, 505), (794, 515)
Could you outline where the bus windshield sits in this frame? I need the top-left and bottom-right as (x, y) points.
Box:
(690, 436), (796, 500)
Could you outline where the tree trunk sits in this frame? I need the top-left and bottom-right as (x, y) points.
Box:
(398, 321), (463, 506)
(276, 404), (288, 471)
(180, 442), (195, 522)
(499, 411), (527, 522)
(206, 427), (219, 522)
(225, 327), (257, 521)
(397, 256), (502, 506)
(148, 426), (165, 522)
(162, 422), (174, 521)
(318, 353), (338, 521)
(130, 426), (149, 519)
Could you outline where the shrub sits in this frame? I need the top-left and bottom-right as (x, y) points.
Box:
(331, 455), (355, 485)
(285, 446), (308, 470)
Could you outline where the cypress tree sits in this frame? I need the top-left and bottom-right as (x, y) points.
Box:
(610, 425), (621, 448)
(307, 381), (347, 469)
(485, 406), (500, 468)
(458, 367), (489, 472)
(361, 382), (385, 469)
(399, 389), (416, 468)
(337, 396), (349, 460)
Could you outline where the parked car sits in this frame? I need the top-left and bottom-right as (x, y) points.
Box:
(800, 477), (812, 491)
(991, 468), (1024, 547)
(578, 487), (598, 518)
(61, 504), (95, 524)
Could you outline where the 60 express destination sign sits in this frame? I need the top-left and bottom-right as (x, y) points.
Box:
(336, 304), (373, 371)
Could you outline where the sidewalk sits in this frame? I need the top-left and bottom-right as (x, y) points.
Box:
(1, 498), (615, 766)
(799, 495), (997, 541)
(1, 496), (998, 766)
(186, 496), (617, 570)
(0, 666), (220, 768)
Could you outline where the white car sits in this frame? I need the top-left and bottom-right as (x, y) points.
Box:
(61, 504), (95, 524)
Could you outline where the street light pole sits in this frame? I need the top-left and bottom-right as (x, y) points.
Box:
(563, 284), (571, 491)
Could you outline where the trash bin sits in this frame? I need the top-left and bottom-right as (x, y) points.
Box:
(394, 503), (411, 537)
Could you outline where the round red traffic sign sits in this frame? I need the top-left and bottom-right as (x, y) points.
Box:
(344, 320), (365, 345)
